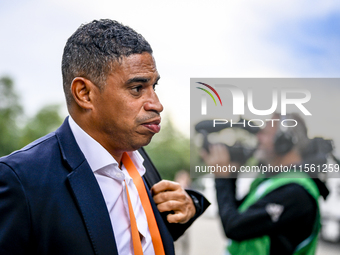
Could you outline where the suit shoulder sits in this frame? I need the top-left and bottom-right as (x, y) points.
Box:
(0, 132), (59, 167)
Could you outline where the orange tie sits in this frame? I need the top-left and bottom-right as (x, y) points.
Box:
(122, 152), (165, 255)
(125, 180), (144, 255)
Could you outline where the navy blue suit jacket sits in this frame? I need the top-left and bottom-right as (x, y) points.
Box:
(0, 118), (208, 255)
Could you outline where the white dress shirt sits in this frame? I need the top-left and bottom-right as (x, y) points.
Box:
(68, 117), (155, 255)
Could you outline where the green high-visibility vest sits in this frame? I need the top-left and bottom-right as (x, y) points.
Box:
(227, 171), (320, 255)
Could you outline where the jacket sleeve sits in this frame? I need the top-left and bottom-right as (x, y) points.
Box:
(0, 162), (32, 254)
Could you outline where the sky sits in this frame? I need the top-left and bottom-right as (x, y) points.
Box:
(1, 0), (340, 143)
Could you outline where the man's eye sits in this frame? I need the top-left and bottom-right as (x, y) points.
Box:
(132, 86), (142, 93)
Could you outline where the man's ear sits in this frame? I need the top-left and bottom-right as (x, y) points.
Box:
(71, 77), (97, 110)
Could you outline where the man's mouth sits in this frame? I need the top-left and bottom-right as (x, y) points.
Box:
(141, 118), (161, 133)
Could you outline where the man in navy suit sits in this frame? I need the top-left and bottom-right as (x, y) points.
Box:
(0, 19), (209, 255)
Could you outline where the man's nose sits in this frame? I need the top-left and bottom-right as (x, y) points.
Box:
(144, 90), (163, 113)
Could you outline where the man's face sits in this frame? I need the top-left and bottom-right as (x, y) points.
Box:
(254, 122), (278, 163)
(90, 52), (163, 155)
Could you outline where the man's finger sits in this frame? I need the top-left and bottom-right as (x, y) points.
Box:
(151, 180), (180, 195)
(166, 212), (186, 224)
(156, 200), (182, 213)
(153, 190), (186, 204)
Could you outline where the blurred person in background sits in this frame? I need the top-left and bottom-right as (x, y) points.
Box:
(0, 19), (209, 255)
(201, 112), (329, 255)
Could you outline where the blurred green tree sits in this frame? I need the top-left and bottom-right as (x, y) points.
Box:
(0, 76), (23, 156)
(144, 117), (190, 181)
(0, 76), (63, 157)
(20, 104), (63, 147)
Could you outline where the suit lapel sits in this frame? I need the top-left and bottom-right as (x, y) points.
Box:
(56, 118), (118, 255)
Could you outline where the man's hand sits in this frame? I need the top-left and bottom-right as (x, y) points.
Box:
(151, 180), (196, 224)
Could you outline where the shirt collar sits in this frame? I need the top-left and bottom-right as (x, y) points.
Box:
(68, 116), (146, 177)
